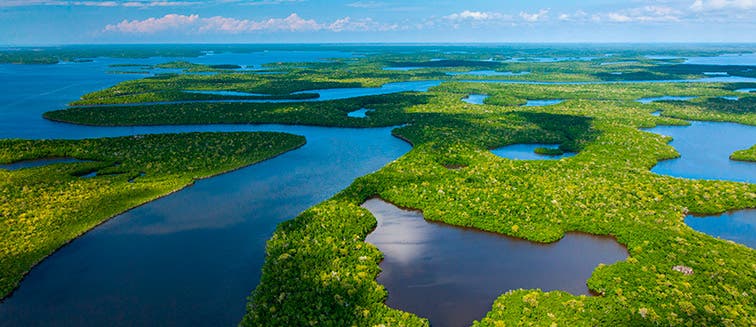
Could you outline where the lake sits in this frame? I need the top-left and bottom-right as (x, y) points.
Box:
(363, 198), (628, 327)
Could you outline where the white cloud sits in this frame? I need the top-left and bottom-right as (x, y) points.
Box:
(603, 6), (681, 23)
(104, 13), (199, 33)
(519, 9), (549, 22)
(444, 10), (510, 21)
(103, 13), (396, 34)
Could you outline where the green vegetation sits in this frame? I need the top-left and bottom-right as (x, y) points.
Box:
(11, 46), (756, 325)
(731, 145), (756, 162)
(533, 147), (565, 156)
(0, 132), (305, 298)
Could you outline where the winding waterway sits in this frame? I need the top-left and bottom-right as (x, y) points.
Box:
(0, 52), (412, 327)
(1, 49), (754, 326)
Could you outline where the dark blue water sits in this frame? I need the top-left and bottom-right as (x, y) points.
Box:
(0, 125), (409, 327)
(646, 121), (756, 183)
(686, 211), (756, 249)
(363, 199), (627, 327)
(492, 144), (576, 161)
(1, 50), (754, 327)
(0, 52), (413, 327)
(0, 158), (86, 170)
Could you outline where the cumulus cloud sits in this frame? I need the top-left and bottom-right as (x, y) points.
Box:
(444, 10), (508, 21)
(105, 14), (199, 33)
(103, 13), (396, 34)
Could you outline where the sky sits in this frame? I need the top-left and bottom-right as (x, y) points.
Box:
(0, 0), (754, 45)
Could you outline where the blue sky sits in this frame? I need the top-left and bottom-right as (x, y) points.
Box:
(1, 0), (754, 44)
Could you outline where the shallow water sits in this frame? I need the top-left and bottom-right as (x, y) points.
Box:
(646, 121), (756, 183)
(347, 108), (373, 118)
(183, 90), (269, 97)
(636, 96), (697, 104)
(524, 99), (564, 106)
(447, 70), (529, 76)
(684, 53), (756, 66)
(686, 210), (756, 249)
(462, 94), (489, 105)
(0, 158), (86, 170)
(383, 67), (423, 71)
(363, 199), (628, 327)
(491, 144), (575, 160)
(736, 88), (756, 93)
(461, 76), (756, 85)
(76, 80), (444, 107)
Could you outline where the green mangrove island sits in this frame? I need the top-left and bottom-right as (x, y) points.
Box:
(0, 132), (305, 297)
(2, 45), (755, 326)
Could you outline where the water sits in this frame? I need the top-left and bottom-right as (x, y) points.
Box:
(347, 108), (373, 118)
(636, 96), (697, 104)
(0, 126), (410, 327)
(447, 70), (530, 77)
(183, 90), (269, 97)
(492, 144), (576, 160)
(686, 211), (756, 249)
(363, 199), (628, 327)
(290, 80), (442, 101)
(462, 94), (489, 105)
(600, 61), (639, 66)
(684, 53), (756, 66)
(721, 96), (740, 101)
(77, 80), (445, 107)
(524, 99), (564, 107)
(383, 67), (423, 71)
(646, 121), (756, 183)
(0, 158), (86, 170)
(0, 52), (412, 327)
(736, 88), (756, 93)
(461, 76), (756, 85)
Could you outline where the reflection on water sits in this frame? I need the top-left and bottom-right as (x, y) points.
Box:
(462, 94), (489, 105)
(363, 198), (628, 327)
(347, 108), (373, 118)
(492, 144), (575, 160)
(686, 210), (756, 249)
(524, 99), (563, 107)
(636, 96), (697, 104)
(0, 158), (85, 170)
(646, 121), (756, 183)
(448, 70), (530, 77)
(0, 125), (411, 327)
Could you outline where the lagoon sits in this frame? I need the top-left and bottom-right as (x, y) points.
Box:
(363, 198), (627, 327)
(646, 121), (756, 183)
(686, 210), (756, 249)
(492, 144), (575, 160)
